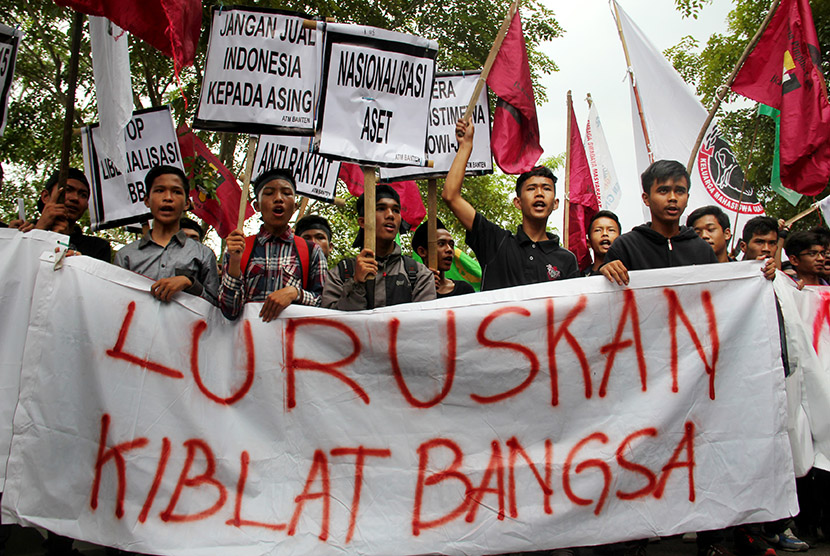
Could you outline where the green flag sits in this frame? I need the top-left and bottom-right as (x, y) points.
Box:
(758, 104), (803, 206)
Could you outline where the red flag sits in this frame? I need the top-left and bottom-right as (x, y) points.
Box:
(55, 0), (201, 70)
(567, 100), (599, 271)
(486, 11), (543, 175)
(177, 125), (254, 238)
(731, 0), (830, 195)
(339, 163), (426, 228)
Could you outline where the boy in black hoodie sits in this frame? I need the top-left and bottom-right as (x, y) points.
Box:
(601, 160), (718, 285)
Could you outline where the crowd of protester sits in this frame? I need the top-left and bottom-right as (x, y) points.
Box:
(2, 118), (830, 556)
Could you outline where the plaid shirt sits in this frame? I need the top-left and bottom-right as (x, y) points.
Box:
(218, 226), (326, 320)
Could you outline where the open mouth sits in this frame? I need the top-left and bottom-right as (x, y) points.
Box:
(599, 239), (612, 248)
(382, 223), (397, 233)
(442, 255), (454, 266)
(272, 206), (285, 217)
(533, 201), (546, 209)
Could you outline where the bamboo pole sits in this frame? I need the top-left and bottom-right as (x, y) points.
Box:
(462, 0), (521, 120)
(363, 166), (377, 281)
(427, 178), (438, 270)
(612, 0), (654, 165)
(296, 197), (309, 220)
(237, 136), (258, 230)
(56, 11), (85, 203)
(785, 204), (820, 228)
(563, 91), (572, 250)
(685, 0), (781, 173)
(729, 107), (761, 251)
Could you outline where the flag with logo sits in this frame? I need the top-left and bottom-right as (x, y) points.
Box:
(486, 11), (543, 174)
(731, 0), (830, 196)
(585, 98), (622, 211)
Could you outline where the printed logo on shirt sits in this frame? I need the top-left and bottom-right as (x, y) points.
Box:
(546, 264), (560, 281)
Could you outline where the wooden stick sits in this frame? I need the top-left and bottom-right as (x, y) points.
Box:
(427, 178), (438, 270)
(785, 204), (820, 228)
(463, 0), (521, 120)
(685, 0), (781, 173)
(56, 11), (85, 202)
(363, 166), (377, 280)
(237, 136), (258, 230)
(729, 107), (761, 252)
(612, 0), (654, 165)
(563, 91), (572, 250)
(296, 197), (309, 220)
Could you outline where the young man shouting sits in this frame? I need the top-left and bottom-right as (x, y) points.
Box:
(411, 219), (475, 298)
(584, 210), (621, 276)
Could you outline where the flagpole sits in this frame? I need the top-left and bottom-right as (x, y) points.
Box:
(685, 0), (781, 173)
(564, 91), (572, 250)
(729, 107), (761, 252)
(237, 136), (258, 230)
(611, 0), (654, 165)
(363, 166), (377, 282)
(462, 0), (521, 120)
(56, 11), (85, 202)
(427, 178), (439, 270)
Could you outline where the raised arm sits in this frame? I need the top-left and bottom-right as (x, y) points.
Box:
(441, 119), (477, 231)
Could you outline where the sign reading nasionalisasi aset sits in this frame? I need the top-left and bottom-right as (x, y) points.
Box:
(194, 6), (319, 135)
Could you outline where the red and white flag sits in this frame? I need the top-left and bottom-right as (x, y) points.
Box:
(731, 0), (830, 195)
(486, 11), (543, 174)
(567, 97), (599, 271)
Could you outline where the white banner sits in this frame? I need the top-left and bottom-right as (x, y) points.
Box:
(1, 256), (796, 555)
(0, 229), (69, 490)
(255, 135), (339, 202)
(614, 1), (763, 228)
(315, 23), (437, 167)
(0, 23), (22, 136)
(773, 276), (830, 476)
(585, 100), (621, 211)
(380, 72), (492, 181)
(194, 7), (319, 135)
(82, 106), (184, 231)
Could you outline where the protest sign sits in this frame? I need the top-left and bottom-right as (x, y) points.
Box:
(0, 229), (67, 490)
(82, 106), (184, 231)
(194, 7), (319, 135)
(2, 257), (796, 555)
(380, 72), (492, 181)
(315, 23), (437, 167)
(0, 23), (21, 136)
(255, 135), (340, 202)
(773, 276), (830, 476)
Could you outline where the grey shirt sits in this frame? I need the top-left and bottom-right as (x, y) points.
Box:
(114, 229), (220, 305)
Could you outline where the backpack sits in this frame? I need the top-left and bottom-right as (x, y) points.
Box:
(240, 234), (312, 290)
(337, 255), (420, 309)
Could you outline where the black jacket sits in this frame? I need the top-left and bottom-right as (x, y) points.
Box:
(604, 224), (718, 271)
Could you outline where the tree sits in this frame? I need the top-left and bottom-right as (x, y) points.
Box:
(666, 0), (830, 230)
(0, 0), (562, 253)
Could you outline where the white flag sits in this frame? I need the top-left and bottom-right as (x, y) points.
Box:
(613, 1), (764, 232)
(584, 100), (622, 211)
(90, 16), (132, 174)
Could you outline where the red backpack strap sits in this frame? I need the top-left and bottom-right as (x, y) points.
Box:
(293, 235), (310, 290)
(240, 235), (257, 274)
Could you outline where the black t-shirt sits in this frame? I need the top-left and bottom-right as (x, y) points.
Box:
(466, 212), (579, 291)
(437, 279), (475, 298)
(604, 224), (717, 271)
(69, 226), (112, 262)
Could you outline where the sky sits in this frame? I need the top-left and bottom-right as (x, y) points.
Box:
(534, 0), (735, 234)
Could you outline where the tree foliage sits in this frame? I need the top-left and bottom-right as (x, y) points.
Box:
(0, 0), (562, 252)
(666, 0), (830, 230)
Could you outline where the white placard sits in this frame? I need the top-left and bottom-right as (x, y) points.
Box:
(0, 23), (22, 136)
(380, 71), (492, 181)
(315, 23), (437, 167)
(1, 257), (797, 556)
(194, 7), (319, 135)
(255, 135), (340, 202)
(82, 106), (184, 230)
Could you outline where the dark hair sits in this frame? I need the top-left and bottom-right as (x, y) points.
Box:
(809, 226), (830, 248)
(741, 216), (778, 244)
(356, 184), (401, 217)
(145, 165), (190, 197)
(411, 218), (447, 254)
(785, 230), (823, 257)
(515, 166), (557, 197)
(588, 210), (621, 233)
(253, 168), (296, 199)
(686, 205), (730, 231)
(179, 217), (204, 240)
(37, 168), (90, 212)
(295, 215), (332, 241)
(641, 160), (690, 194)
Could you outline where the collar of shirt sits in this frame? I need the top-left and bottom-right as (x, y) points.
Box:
(138, 229), (187, 249)
(256, 225), (294, 246)
(516, 225), (559, 253)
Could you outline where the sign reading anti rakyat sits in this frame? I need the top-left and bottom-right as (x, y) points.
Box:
(0, 23), (22, 136)
(315, 23), (437, 167)
(194, 7), (319, 135)
(255, 136), (340, 203)
(82, 106), (184, 230)
(381, 71), (492, 181)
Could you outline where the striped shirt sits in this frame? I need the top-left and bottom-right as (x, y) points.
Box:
(218, 226), (326, 320)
